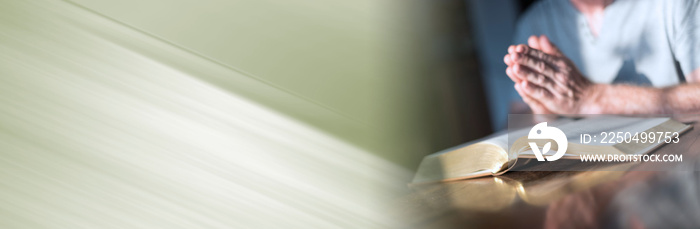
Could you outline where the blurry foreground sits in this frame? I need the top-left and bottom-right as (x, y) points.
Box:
(0, 0), (424, 227)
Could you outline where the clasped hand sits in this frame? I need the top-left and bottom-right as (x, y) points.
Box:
(504, 35), (600, 115)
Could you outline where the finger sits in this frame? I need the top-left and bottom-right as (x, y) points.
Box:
(511, 50), (556, 77)
(515, 63), (570, 96)
(508, 45), (516, 54)
(525, 95), (552, 114)
(515, 44), (558, 68)
(513, 64), (558, 94)
(521, 81), (562, 115)
(528, 35), (541, 50)
(506, 66), (523, 83)
(539, 35), (562, 56)
(504, 53), (514, 66)
(515, 83), (551, 114)
(522, 80), (554, 101)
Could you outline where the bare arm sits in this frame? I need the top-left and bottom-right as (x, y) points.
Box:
(584, 72), (700, 114)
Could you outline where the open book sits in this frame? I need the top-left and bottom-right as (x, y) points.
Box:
(412, 117), (692, 184)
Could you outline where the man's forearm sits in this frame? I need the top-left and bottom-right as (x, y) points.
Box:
(582, 83), (700, 114)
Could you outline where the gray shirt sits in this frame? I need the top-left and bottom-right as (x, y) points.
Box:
(514, 0), (700, 87)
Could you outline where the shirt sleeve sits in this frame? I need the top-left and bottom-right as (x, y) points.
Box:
(669, 0), (700, 76)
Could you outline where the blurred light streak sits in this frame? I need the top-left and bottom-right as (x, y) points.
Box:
(0, 0), (411, 228)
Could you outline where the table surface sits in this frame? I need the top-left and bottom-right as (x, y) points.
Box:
(400, 115), (700, 229)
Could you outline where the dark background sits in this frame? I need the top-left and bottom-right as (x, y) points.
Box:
(422, 0), (535, 157)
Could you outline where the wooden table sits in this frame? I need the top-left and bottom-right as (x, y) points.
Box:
(400, 115), (700, 228)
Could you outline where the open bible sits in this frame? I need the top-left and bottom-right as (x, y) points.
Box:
(412, 117), (692, 184)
